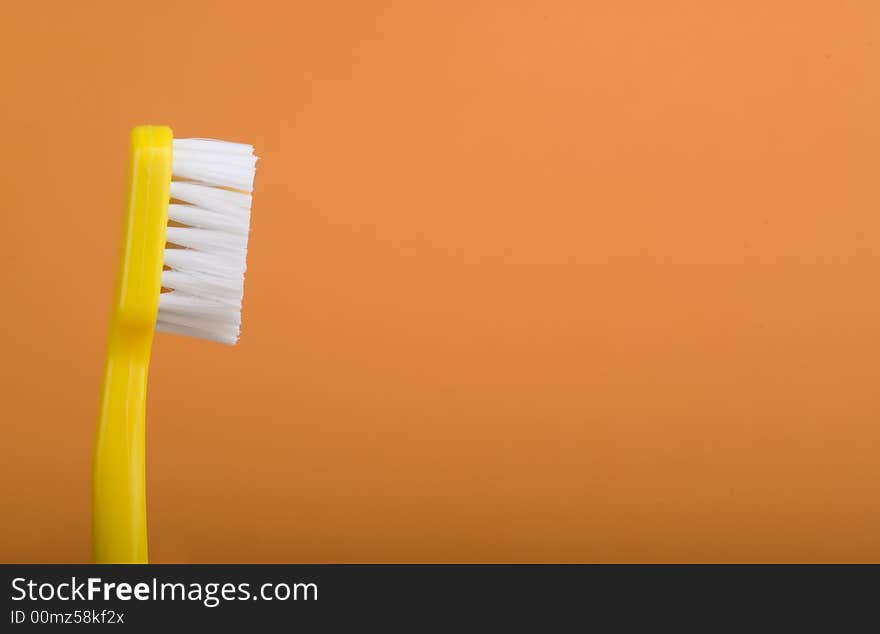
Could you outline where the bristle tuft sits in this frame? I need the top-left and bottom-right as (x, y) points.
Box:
(157, 138), (257, 344)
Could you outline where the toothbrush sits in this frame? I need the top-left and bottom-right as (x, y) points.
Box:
(93, 126), (257, 563)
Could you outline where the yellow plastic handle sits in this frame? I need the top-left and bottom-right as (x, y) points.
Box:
(93, 126), (172, 563)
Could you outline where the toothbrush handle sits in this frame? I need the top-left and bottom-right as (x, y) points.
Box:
(93, 330), (151, 564)
(93, 126), (172, 564)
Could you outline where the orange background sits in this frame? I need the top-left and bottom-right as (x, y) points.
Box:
(1, 1), (879, 563)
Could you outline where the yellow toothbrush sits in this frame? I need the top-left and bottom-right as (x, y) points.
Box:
(94, 125), (257, 563)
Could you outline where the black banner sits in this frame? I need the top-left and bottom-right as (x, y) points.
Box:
(1, 564), (876, 628)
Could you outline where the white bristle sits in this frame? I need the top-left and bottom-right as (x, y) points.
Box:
(156, 137), (257, 345)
